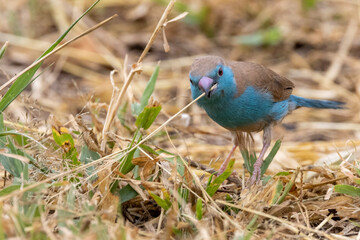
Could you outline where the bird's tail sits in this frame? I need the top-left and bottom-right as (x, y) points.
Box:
(290, 95), (345, 109)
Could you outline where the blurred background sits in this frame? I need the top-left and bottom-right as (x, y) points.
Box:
(0, 0), (359, 173)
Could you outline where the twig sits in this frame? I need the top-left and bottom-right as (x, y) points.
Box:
(324, 18), (358, 86)
(100, 0), (178, 152)
(302, 176), (348, 189)
(216, 200), (336, 240)
(137, 0), (177, 64)
(0, 14), (118, 93)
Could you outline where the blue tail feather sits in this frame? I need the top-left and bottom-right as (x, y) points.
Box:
(290, 95), (345, 109)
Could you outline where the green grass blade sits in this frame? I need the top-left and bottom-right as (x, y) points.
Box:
(244, 215), (258, 240)
(196, 198), (203, 220)
(0, 41), (8, 60)
(0, 184), (21, 197)
(334, 184), (360, 198)
(135, 105), (162, 130)
(275, 169), (299, 204)
(0, 65), (41, 112)
(0, 0), (100, 112)
(119, 130), (142, 174)
(271, 180), (283, 205)
(149, 191), (171, 211)
(39, 0), (100, 59)
(235, 27), (282, 47)
(0, 204), (4, 240)
(206, 174), (214, 188)
(140, 65), (160, 111)
(0, 138), (28, 179)
(206, 159), (234, 197)
(261, 140), (281, 176)
(0, 130), (46, 149)
(241, 149), (256, 174)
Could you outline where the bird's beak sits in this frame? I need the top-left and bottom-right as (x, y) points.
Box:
(199, 76), (216, 98)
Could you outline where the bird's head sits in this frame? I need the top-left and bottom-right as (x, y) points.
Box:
(189, 56), (236, 104)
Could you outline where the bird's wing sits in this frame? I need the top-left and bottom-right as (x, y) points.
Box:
(229, 61), (295, 102)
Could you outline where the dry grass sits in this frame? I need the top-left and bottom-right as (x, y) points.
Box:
(0, 0), (359, 239)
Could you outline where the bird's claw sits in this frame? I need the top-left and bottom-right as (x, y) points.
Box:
(248, 165), (262, 186)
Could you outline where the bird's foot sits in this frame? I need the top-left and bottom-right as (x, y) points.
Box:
(248, 163), (262, 186)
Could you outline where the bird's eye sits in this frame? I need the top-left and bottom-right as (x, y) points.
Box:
(190, 79), (193, 85)
(218, 67), (223, 77)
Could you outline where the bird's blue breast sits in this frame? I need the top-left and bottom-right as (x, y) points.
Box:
(198, 86), (286, 130)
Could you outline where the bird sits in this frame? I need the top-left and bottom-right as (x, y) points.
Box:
(189, 56), (345, 185)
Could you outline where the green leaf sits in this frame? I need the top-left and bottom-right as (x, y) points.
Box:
(0, 41), (8, 60)
(261, 140), (281, 176)
(135, 105), (162, 130)
(302, 0), (317, 11)
(0, 114), (29, 179)
(0, 136), (29, 179)
(140, 65), (159, 111)
(132, 65), (159, 116)
(206, 159), (234, 197)
(52, 128), (74, 147)
(131, 103), (141, 117)
(244, 215), (258, 240)
(0, 0), (100, 112)
(119, 148), (136, 174)
(80, 146), (100, 181)
(271, 180), (283, 205)
(334, 184), (360, 198)
(206, 174), (214, 188)
(118, 184), (139, 204)
(52, 128), (79, 165)
(262, 176), (272, 185)
(246, 215), (258, 230)
(156, 148), (175, 156)
(0, 65), (41, 112)
(66, 186), (76, 210)
(0, 114), (5, 137)
(0, 183), (48, 197)
(196, 198), (203, 220)
(0, 204), (4, 239)
(179, 187), (189, 204)
(0, 130), (46, 149)
(175, 156), (185, 177)
(276, 178), (295, 204)
(235, 27), (283, 47)
(118, 130), (143, 175)
(241, 149), (257, 174)
(274, 171), (290, 176)
(0, 184), (21, 197)
(149, 191), (171, 211)
(80, 146), (100, 163)
(0, 154), (27, 179)
(139, 144), (159, 156)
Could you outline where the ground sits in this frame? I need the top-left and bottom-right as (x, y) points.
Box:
(0, 0), (359, 239)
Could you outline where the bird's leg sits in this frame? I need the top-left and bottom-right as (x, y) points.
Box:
(217, 144), (238, 175)
(249, 126), (271, 185)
